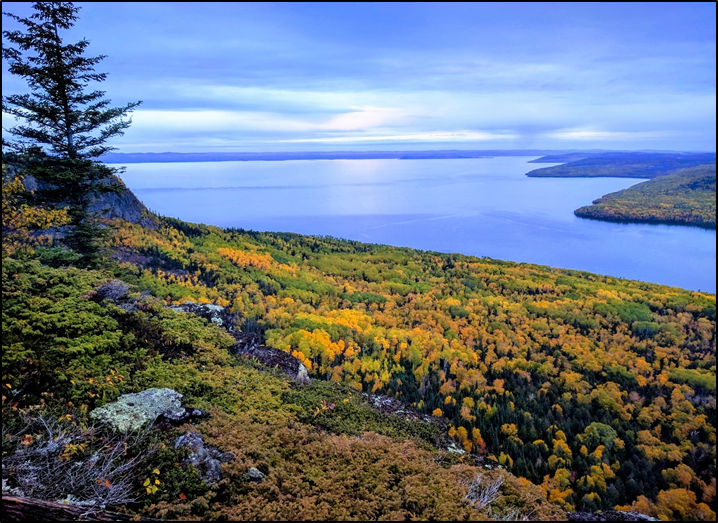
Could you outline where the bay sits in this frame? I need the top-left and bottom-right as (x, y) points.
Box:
(116, 157), (717, 293)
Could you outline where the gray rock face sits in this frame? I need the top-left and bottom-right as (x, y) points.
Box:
(296, 362), (310, 382)
(174, 431), (234, 485)
(15, 169), (157, 229)
(93, 280), (131, 302)
(89, 388), (185, 432)
(87, 181), (158, 229)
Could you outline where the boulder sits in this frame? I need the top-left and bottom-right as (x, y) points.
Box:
(89, 388), (185, 432)
(174, 431), (234, 485)
(93, 280), (131, 302)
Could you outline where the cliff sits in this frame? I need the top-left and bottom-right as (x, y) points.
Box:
(4, 162), (157, 229)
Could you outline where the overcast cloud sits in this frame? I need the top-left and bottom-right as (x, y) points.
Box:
(2, 2), (715, 152)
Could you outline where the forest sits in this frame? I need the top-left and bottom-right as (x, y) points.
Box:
(3, 170), (571, 520)
(80, 214), (718, 518)
(574, 164), (716, 229)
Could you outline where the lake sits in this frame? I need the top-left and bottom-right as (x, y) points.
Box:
(116, 157), (717, 293)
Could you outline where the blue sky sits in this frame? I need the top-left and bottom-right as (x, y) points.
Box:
(2, 2), (716, 152)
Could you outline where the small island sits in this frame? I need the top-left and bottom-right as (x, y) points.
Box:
(574, 164), (716, 228)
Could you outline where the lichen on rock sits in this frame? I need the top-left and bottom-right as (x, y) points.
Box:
(89, 388), (185, 432)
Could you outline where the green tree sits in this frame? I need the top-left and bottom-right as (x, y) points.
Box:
(2, 2), (141, 266)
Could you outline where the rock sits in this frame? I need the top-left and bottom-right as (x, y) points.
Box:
(89, 388), (185, 432)
(447, 442), (467, 454)
(232, 338), (310, 383)
(174, 431), (234, 485)
(232, 332), (263, 352)
(245, 467), (265, 482)
(87, 179), (158, 229)
(174, 431), (204, 453)
(296, 362), (310, 382)
(11, 167), (157, 229)
(169, 300), (238, 330)
(93, 280), (131, 302)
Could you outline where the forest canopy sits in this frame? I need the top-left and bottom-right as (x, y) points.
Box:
(94, 215), (716, 519)
(574, 164), (717, 229)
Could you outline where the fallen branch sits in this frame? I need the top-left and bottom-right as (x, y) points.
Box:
(1, 495), (161, 521)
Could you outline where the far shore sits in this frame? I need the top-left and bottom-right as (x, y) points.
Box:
(101, 149), (588, 164)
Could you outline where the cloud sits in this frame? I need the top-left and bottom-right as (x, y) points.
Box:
(2, 2), (714, 152)
(279, 131), (518, 143)
(131, 105), (412, 134)
(545, 129), (675, 141)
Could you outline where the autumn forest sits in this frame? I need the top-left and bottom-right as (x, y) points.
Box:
(103, 216), (716, 518)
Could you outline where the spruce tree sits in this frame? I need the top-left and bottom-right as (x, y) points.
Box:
(2, 2), (141, 266)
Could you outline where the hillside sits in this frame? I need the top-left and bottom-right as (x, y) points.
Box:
(3, 171), (716, 520)
(574, 164), (717, 229)
(2, 257), (560, 521)
(107, 218), (715, 519)
(526, 152), (716, 178)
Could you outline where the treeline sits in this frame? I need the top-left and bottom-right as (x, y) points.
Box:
(104, 216), (716, 520)
(574, 164), (716, 229)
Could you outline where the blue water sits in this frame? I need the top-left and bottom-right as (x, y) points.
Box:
(117, 157), (717, 293)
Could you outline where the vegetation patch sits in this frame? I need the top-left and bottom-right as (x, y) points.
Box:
(574, 164), (716, 228)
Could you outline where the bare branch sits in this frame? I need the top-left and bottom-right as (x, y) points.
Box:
(463, 472), (504, 510)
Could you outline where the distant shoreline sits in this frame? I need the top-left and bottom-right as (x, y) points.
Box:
(101, 149), (595, 164)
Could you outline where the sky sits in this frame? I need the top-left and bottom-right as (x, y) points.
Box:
(2, 2), (716, 152)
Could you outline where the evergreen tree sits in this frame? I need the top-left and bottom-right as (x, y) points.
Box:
(2, 2), (141, 266)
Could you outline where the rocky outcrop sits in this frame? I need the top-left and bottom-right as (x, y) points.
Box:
(169, 300), (238, 331)
(6, 163), (157, 229)
(167, 301), (310, 383)
(87, 180), (158, 229)
(89, 388), (204, 432)
(361, 392), (464, 452)
(174, 431), (234, 485)
(232, 333), (309, 383)
(245, 467), (266, 482)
